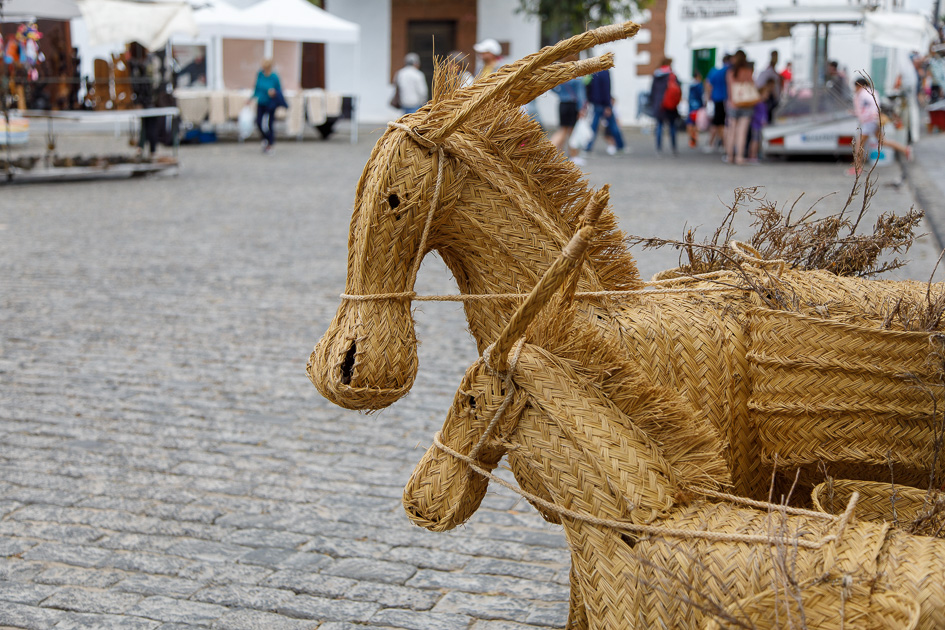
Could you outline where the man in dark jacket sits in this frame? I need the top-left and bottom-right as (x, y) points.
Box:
(584, 69), (624, 155)
(648, 57), (680, 156)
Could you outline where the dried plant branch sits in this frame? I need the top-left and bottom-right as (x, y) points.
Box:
(629, 78), (925, 281)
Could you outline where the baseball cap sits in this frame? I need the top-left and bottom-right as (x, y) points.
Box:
(473, 38), (502, 56)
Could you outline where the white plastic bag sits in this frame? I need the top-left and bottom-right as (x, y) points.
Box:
(569, 116), (593, 150)
(237, 105), (254, 141)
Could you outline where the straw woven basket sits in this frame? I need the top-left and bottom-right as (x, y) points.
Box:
(813, 479), (945, 535)
(617, 263), (945, 499)
(702, 583), (920, 630)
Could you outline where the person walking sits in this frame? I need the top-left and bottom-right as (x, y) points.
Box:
(550, 54), (587, 164)
(780, 61), (793, 97)
(726, 51), (757, 165)
(748, 79), (775, 163)
(755, 50), (783, 123)
(393, 52), (428, 115)
(686, 70), (705, 149)
(648, 57), (681, 157)
(473, 38), (503, 77)
(250, 58), (284, 154)
(585, 68), (624, 155)
(705, 53), (730, 153)
(847, 76), (912, 176)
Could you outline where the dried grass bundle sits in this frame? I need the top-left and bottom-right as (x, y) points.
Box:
(631, 185), (924, 280)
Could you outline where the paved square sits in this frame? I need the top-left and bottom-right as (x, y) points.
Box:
(0, 126), (941, 628)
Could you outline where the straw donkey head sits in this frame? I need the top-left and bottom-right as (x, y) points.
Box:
(309, 23), (645, 411)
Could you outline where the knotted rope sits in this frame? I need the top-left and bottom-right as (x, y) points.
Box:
(466, 337), (526, 461)
(729, 240), (787, 277)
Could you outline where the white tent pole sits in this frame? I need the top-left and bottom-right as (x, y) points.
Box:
(214, 35), (224, 90)
(351, 40), (359, 144)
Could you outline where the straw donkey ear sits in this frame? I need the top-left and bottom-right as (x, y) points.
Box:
(490, 189), (609, 372)
(506, 54), (614, 107)
(421, 21), (640, 143)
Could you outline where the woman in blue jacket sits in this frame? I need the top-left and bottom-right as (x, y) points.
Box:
(250, 59), (283, 153)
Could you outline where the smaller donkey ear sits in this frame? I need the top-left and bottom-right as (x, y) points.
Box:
(491, 225), (596, 373)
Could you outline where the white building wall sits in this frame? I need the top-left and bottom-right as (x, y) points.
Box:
(327, 0), (391, 123)
(477, 0), (541, 64)
(329, 0), (541, 124)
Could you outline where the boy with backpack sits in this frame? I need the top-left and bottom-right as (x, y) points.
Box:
(648, 57), (681, 157)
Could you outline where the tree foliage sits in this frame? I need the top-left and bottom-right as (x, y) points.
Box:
(516, 0), (644, 38)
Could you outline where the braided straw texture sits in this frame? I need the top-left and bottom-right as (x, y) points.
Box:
(813, 479), (945, 537)
(405, 340), (945, 628)
(748, 307), (944, 489)
(701, 583), (920, 630)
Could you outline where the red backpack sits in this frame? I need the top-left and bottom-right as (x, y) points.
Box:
(662, 72), (681, 109)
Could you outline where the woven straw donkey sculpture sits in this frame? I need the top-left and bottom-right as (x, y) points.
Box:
(403, 193), (945, 630)
(310, 21), (945, 502)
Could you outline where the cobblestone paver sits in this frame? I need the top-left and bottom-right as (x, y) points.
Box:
(0, 125), (941, 628)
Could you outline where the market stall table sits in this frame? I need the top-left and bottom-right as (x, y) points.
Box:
(1, 107), (180, 183)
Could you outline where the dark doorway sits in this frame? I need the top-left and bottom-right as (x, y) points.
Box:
(301, 42), (326, 89)
(692, 48), (716, 82)
(407, 20), (456, 96)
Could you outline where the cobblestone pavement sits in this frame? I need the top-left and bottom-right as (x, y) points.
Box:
(0, 125), (942, 629)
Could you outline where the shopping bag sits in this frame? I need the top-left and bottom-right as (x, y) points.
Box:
(695, 107), (710, 132)
(237, 105), (254, 141)
(731, 81), (761, 108)
(569, 116), (593, 150)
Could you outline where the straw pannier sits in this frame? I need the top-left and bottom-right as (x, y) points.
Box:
(701, 584), (920, 630)
(813, 479), (944, 534)
(749, 308), (944, 489)
(612, 265), (945, 499)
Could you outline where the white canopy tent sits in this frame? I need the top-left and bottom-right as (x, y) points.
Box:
(187, 0), (360, 90)
(864, 12), (940, 53)
(688, 6), (939, 51)
(239, 0), (359, 45)
(192, 0), (264, 40)
(0, 0), (81, 20)
(76, 0), (198, 51)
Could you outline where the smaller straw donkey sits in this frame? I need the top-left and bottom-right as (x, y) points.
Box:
(404, 195), (945, 630)
(309, 20), (945, 502)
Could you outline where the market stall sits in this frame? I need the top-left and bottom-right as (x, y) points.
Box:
(0, 0), (195, 183)
(3, 107), (179, 183)
(687, 5), (940, 156)
(171, 0), (360, 142)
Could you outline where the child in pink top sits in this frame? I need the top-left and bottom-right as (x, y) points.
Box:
(848, 77), (912, 175)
